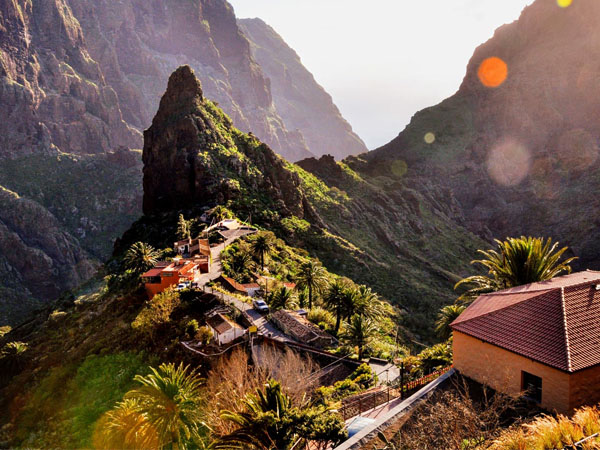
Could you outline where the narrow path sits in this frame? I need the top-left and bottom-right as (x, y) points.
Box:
(196, 231), (293, 343)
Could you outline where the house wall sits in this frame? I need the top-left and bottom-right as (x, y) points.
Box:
(214, 327), (245, 345)
(453, 331), (571, 414)
(145, 273), (178, 299)
(569, 364), (600, 411)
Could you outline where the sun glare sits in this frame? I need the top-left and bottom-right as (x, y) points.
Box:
(477, 57), (508, 88)
(486, 139), (531, 186)
(557, 0), (573, 7)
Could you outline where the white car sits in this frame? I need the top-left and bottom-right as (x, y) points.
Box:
(176, 282), (189, 291)
(252, 299), (269, 313)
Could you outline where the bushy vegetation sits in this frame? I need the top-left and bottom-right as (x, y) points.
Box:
(14, 352), (152, 449)
(490, 406), (600, 449)
(315, 363), (377, 407)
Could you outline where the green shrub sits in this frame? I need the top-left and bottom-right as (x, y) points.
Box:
(131, 289), (181, 339)
(185, 319), (200, 339)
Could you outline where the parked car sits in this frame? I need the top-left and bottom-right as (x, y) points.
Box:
(176, 282), (190, 291)
(252, 299), (269, 313)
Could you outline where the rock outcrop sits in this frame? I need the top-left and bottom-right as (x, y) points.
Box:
(363, 0), (600, 269)
(239, 18), (368, 160)
(143, 65), (308, 219)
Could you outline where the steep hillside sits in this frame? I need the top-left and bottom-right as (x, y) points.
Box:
(239, 18), (368, 160)
(0, 0), (367, 325)
(362, 0), (600, 269)
(134, 65), (483, 337)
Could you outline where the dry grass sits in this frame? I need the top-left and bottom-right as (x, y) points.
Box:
(490, 406), (600, 450)
(201, 346), (318, 435)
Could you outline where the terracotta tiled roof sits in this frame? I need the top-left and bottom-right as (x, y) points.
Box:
(220, 276), (247, 292)
(206, 314), (240, 334)
(141, 267), (164, 277)
(452, 271), (600, 372)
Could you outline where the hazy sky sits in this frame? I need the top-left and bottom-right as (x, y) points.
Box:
(229, 0), (536, 149)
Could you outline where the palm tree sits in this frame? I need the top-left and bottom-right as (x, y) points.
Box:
(347, 285), (385, 321)
(341, 315), (377, 360)
(124, 362), (206, 449)
(230, 250), (253, 278)
(295, 260), (328, 310)
(93, 398), (160, 450)
(215, 379), (298, 450)
(455, 236), (577, 302)
(324, 279), (348, 333)
(268, 286), (297, 311)
(251, 233), (272, 270)
(435, 304), (466, 340)
(124, 242), (161, 274)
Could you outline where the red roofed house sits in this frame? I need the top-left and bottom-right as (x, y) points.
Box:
(451, 270), (600, 414)
(141, 259), (201, 299)
(206, 313), (245, 345)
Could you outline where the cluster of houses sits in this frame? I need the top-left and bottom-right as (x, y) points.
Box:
(141, 237), (211, 299)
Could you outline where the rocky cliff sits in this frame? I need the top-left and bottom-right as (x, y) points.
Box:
(239, 18), (368, 160)
(0, 0), (367, 325)
(138, 66), (483, 338)
(362, 0), (600, 269)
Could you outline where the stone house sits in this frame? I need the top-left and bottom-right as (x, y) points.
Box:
(206, 313), (245, 345)
(451, 271), (600, 414)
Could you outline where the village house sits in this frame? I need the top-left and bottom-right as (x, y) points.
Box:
(272, 309), (337, 348)
(141, 258), (202, 299)
(206, 313), (245, 345)
(174, 237), (211, 272)
(451, 270), (600, 414)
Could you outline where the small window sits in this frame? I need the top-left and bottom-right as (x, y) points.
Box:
(522, 371), (542, 403)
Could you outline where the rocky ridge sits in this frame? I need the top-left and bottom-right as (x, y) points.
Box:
(360, 0), (600, 270)
(239, 18), (368, 160)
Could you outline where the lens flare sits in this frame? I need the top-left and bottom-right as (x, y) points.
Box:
(557, 0), (573, 7)
(486, 139), (531, 186)
(424, 132), (436, 144)
(478, 57), (508, 88)
(390, 159), (408, 178)
(531, 157), (560, 200)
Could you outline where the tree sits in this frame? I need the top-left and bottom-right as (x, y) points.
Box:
(251, 233), (273, 270)
(434, 304), (466, 340)
(124, 242), (160, 274)
(268, 286), (297, 311)
(295, 260), (328, 310)
(93, 398), (160, 450)
(177, 214), (191, 240)
(341, 315), (377, 360)
(323, 279), (348, 333)
(215, 379), (346, 450)
(226, 245), (253, 282)
(215, 379), (298, 450)
(455, 236), (577, 302)
(353, 285), (385, 321)
(123, 363), (206, 449)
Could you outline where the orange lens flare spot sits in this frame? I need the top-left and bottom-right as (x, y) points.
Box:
(477, 57), (508, 88)
(557, 0), (573, 7)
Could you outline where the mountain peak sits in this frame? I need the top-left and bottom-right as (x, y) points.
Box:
(152, 65), (204, 126)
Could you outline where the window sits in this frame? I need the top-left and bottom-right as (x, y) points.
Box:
(522, 371), (542, 403)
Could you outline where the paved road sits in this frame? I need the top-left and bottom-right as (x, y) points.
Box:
(196, 232), (292, 343)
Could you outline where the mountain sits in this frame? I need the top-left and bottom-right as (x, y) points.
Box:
(130, 65), (482, 338)
(360, 0), (600, 269)
(239, 18), (368, 160)
(0, 0), (366, 325)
